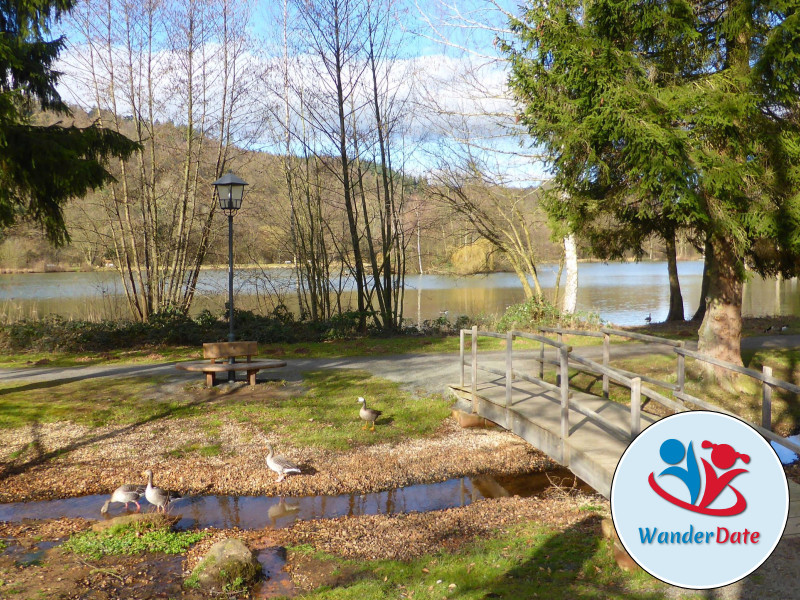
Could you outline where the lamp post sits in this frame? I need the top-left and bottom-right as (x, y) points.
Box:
(212, 172), (248, 354)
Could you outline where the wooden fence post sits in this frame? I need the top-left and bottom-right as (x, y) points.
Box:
(677, 342), (685, 394)
(539, 332), (545, 380)
(762, 365), (773, 430)
(560, 346), (570, 464)
(631, 377), (642, 438)
(602, 332), (610, 399)
(471, 325), (478, 414)
(506, 331), (513, 408)
(459, 329), (465, 387)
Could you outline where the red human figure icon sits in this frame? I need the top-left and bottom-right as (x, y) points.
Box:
(698, 441), (750, 511)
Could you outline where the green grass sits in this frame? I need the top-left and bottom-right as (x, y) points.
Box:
(0, 368), (452, 451)
(225, 370), (453, 450)
(61, 519), (207, 560)
(0, 375), (184, 429)
(287, 519), (696, 600)
(166, 442), (223, 459)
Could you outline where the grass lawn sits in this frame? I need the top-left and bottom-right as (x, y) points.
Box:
(0, 369), (452, 451)
(287, 519), (698, 600)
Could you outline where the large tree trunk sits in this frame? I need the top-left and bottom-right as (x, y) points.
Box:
(563, 233), (578, 314)
(692, 234), (712, 321)
(697, 235), (744, 369)
(665, 231), (684, 321)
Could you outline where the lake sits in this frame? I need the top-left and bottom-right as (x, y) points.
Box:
(0, 261), (797, 326)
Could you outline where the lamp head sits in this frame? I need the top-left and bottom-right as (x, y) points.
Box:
(213, 171), (248, 215)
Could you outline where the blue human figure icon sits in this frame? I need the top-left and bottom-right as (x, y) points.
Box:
(658, 438), (701, 505)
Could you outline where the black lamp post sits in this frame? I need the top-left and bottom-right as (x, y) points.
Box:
(212, 172), (248, 352)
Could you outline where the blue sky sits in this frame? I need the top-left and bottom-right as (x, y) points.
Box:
(54, 0), (549, 185)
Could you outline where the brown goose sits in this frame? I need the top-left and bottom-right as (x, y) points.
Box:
(142, 469), (182, 513)
(358, 397), (382, 431)
(100, 483), (146, 514)
(266, 443), (301, 483)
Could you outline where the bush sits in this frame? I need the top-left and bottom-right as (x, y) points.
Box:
(0, 306), (410, 353)
(494, 296), (603, 332)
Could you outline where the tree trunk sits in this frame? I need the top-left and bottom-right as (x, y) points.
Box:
(697, 234), (744, 370)
(562, 233), (578, 314)
(692, 234), (712, 322)
(665, 231), (684, 321)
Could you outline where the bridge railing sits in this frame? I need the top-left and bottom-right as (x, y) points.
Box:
(460, 327), (650, 447)
(674, 347), (800, 456)
(461, 325), (800, 458)
(540, 326), (800, 457)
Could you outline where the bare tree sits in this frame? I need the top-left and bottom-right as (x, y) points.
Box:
(63, 0), (258, 321)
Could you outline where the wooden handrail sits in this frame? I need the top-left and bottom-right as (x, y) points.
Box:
(601, 327), (684, 347)
(538, 326), (604, 338)
(458, 325), (799, 449)
(675, 347), (800, 394)
(512, 330), (571, 350)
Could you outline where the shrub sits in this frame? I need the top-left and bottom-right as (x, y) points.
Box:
(494, 296), (602, 332)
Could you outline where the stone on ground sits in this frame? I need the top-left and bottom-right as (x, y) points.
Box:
(189, 538), (261, 590)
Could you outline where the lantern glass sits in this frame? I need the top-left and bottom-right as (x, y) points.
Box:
(212, 172), (248, 214)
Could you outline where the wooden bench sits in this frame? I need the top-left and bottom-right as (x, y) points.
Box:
(175, 341), (286, 387)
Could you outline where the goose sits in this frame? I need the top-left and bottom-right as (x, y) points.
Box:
(358, 396), (382, 431)
(142, 469), (182, 513)
(645, 313), (652, 324)
(100, 483), (146, 514)
(266, 443), (301, 483)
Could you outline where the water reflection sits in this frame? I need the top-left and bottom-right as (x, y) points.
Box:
(4, 260), (796, 326)
(0, 469), (588, 531)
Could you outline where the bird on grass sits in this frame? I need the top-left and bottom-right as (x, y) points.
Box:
(764, 324), (789, 334)
(100, 482), (146, 514)
(645, 313), (652, 324)
(358, 396), (382, 431)
(142, 469), (182, 513)
(266, 443), (301, 483)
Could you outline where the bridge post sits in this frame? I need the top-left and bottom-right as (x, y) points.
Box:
(459, 329), (465, 387)
(602, 333), (610, 398)
(762, 365), (773, 430)
(506, 331), (513, 408)
(560, 346), (570, 464)
(471, 326), (478, 413)
(677, 342), (685, 393)
(630, 377), (641, 438)
(539, 332), (545, 380)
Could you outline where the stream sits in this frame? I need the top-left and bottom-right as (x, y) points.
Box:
(0, 469), (593, 597)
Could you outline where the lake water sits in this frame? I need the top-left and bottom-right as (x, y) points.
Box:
(1, 261), (797, 326)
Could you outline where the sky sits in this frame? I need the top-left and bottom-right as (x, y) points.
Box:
(53, 0), (549, 185)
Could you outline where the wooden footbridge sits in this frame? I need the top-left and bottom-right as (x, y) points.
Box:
(448, 326), (800, 533)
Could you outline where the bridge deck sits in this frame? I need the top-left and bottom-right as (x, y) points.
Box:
(449, 377), (800, 539)
(450, 377), (658, 497)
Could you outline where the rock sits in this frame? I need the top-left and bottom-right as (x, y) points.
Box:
(188, 538), (261, 591)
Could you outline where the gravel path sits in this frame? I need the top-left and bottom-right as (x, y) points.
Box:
(3, 334), (794, 395)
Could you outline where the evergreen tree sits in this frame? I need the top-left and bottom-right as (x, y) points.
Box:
(503, 0), (800, 367)
(0, 0), (137, 246)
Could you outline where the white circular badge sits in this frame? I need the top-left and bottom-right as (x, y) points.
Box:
(610, 411), (788, 589)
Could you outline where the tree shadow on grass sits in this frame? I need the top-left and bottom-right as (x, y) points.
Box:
(0, 382), (251, 482)
(449, 516), (676, 600)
